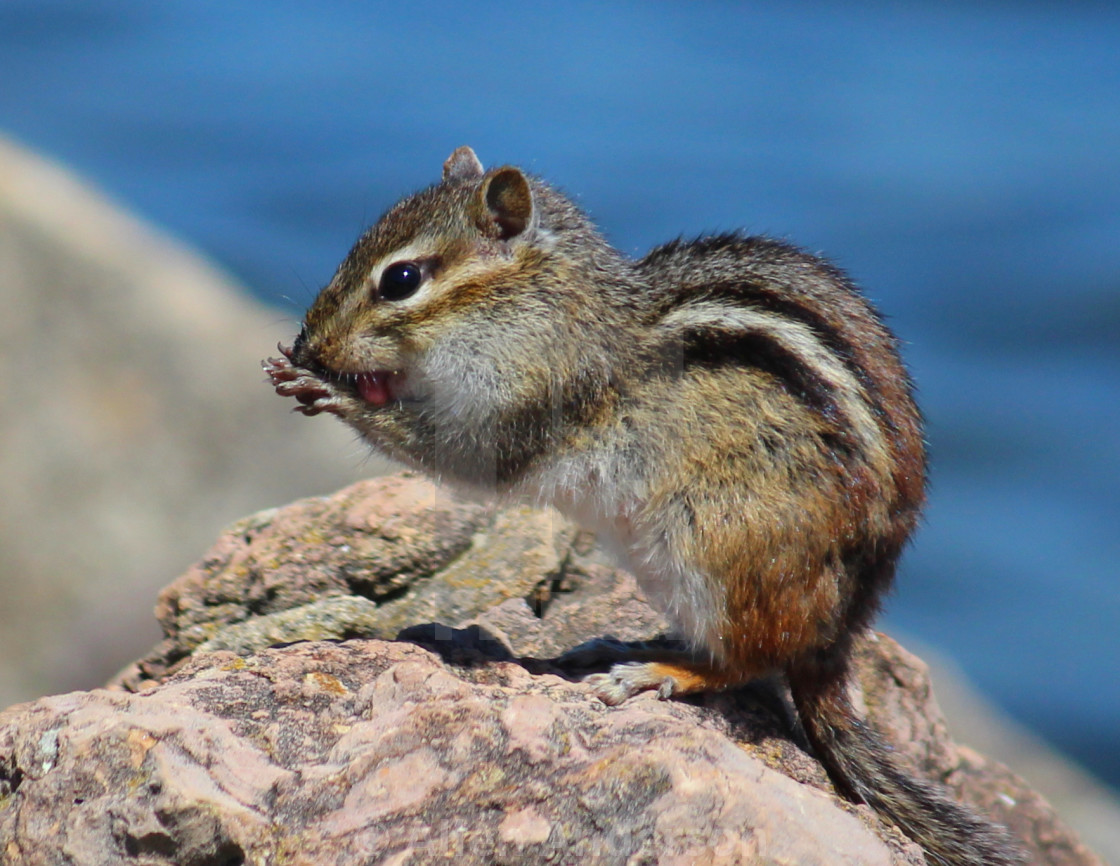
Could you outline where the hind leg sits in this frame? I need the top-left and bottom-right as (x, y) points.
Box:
(561, 639), (759, 705)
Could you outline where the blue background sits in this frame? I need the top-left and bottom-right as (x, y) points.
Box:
(1, 2), (1117, 788)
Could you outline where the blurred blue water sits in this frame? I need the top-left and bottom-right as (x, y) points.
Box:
(1, 2), (1117, 786)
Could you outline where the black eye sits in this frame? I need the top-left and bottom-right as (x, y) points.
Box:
(378, 261), (424, 301)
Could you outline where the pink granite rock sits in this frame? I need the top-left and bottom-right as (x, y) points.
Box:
(0, 473), (1105, 865)
(3, 641), (911, 865)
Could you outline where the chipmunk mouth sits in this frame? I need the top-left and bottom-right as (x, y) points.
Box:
(355, 370), (406, 407)
(282, 342), (409, 409)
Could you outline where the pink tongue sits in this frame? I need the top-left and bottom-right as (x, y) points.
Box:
(357, 372), (392, 406)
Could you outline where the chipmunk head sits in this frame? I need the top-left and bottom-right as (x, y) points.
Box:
(288, 146), (628, 485)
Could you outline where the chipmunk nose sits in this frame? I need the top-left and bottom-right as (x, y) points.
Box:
(290, 325), (309, 360)
(291, 326), (346, 372)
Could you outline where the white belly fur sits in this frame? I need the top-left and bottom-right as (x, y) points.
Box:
(516, 452), (727, 661)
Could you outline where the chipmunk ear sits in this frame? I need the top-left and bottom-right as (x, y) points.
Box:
(476, 167), (536, 241)
(443, 146), (484, 181)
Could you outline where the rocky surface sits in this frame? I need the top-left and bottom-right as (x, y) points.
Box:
(5, 640), (919, 866)
(110, 472), (665, 694)
(0, 133), (367, 706)
(0, 473), (1104, 865)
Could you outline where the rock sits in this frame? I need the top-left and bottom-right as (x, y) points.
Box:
(0, 133), (369, 706)
(0, 473), (1102, 865)
(2, 640), (918, 866)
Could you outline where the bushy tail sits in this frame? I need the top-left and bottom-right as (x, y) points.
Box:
(789, 661), (1024, 866)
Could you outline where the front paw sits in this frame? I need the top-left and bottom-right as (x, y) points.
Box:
(263, 351), (346, 417)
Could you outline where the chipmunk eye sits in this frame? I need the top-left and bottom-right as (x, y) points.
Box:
(378, 261), (424, 301)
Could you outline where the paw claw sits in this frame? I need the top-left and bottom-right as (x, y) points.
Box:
(263, 355), (300, 385)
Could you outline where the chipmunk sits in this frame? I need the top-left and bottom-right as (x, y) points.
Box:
(265, 146), (1022, 865)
